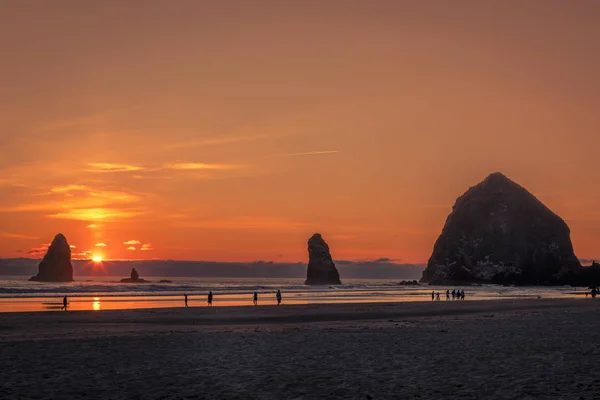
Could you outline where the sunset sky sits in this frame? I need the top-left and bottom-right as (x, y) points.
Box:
(0, 1), (599, 263)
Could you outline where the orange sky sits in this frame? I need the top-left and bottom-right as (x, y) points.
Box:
(0, 1), (599, 263)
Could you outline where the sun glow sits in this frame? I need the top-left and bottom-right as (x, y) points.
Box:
(92, 255), (103, 263)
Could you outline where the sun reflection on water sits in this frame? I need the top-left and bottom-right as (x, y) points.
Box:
(92, 297), (101, 311)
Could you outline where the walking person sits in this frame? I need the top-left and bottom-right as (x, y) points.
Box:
(446, 290), (450, 301)
(431, 291), (435, 301)
(452, 289), (456, 300)
(253, 292), (258, 306)
(61, 295), (68, 311)
(276, 289), (282, 306)
(436, 292), (440, 301)
(208, 290), (213, 306)
(184, 294), (188, 307)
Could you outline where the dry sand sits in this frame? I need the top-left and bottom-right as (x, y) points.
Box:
(1, 299), (599, 399)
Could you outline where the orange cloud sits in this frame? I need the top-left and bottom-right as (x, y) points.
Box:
(127, 246), (136, 251)
(140, 243), (152, 251)
(123, 240), (141, 245)
(87, 163), (144, 172)
(0, 232), (38, 240)
(69, 245), (76, 249)
(95, 243), (107, 247)
(164, 163), (242, 171)
(47, 208), (143, 221)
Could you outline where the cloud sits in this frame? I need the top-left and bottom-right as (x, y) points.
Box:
(47, 208), (143, 222)
(0, 232), (39, 240)
(164, 163), (242, 171)
(275, 150), (339, 157)
(87, 163), (144, 173)
(127, 246), (136, 251)
(27, 243), (50, 255)
(69, 245), (77, 249)
(95, 243), (107, 247)
(123, 240), (141, 245)
(140, 243), (152, 251)
(87, 224), (97, 229)
(50, 185), (89, 193)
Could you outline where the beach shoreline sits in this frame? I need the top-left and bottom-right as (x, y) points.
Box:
(1, 298), (599, 399)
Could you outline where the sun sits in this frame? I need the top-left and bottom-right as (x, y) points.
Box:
(92, 255), (103, 263)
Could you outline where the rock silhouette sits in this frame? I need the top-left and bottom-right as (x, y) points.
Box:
(305, 233), (341, 285)
(29, 234), (74, 282)
(421, 173), (581, 285)
(120, 268), (149, 283)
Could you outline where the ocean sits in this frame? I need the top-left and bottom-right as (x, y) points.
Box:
(0, 276), (587, 312)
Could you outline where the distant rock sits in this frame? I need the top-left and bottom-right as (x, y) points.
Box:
(29, 234), (74, 282)
(305, 233), (341, 285)
(420, 173), (581, 285)
(398, 280), (419, 285)
(158, 279), (172, 283)
(120, 268), (149, 283)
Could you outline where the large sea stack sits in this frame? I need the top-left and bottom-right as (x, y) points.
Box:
(305, 233), (341, 285)
(29, 233), (74, 282)
(421, 173), (581, 285)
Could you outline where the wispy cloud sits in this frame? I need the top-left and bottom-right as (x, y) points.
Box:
(69, 245), (76, 249)
(140, 243), (152, 251)
(0, 232), (39, 240)
(123, 240), (141, 245)
(27, 243), (50, 256)
(50, 185), (89, 193)
(95, 243), (107, 247)
(48, 208), (143, 221)
(127, 246), (136, 251)
(164, 163), (242, 171)
(87, 163), (144, 173)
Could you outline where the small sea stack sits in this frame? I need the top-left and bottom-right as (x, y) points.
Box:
(120, 268), (149, 283)
(305, 233), (341, 285)
(421, 173), (581, 285)
(29, 233), (74, 282)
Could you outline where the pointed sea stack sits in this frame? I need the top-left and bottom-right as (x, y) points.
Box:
(421, 173), (581, 285)
(29, 233), (74, 282)
(305, 233), (341, 285)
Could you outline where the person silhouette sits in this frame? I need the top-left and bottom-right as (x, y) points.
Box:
(436, 292), (440, 301)
(184, 294), (188, 307)
(253, 292), (258, 306)
(461, 290), (465, 300)
(208, 291), (213, 306)
(431, 291), (435, 301)
(452, 289), (456, 300)
(62, 295), (68, 311)
(276, 289), (282, 306)
(446, 290), (450, 300)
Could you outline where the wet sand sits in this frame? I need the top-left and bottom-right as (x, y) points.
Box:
(1, 299), (599, 399)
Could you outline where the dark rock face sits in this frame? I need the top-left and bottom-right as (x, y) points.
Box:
(421, 173), (581, 285)
(120, 268), (149, 283)
(305, 233), (341, 285)
(29, 234), (74, 282)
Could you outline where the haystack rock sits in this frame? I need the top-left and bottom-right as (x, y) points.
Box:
(421, 173), (581, 285)
(305, 233), (341, 285)
(29, 233), (74, 282)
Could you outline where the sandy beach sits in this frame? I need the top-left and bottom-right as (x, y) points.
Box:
(1, 298), (599, 399)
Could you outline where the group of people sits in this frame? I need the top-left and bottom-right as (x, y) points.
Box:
(184, 289), (283, 307)
(432, 289), (465, 301)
